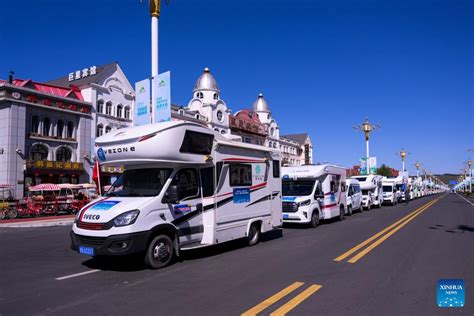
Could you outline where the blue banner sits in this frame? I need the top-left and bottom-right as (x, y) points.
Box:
(152, 71), (171, 123)
(134, 78), (151, 126)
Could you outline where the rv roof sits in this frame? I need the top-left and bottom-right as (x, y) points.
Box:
(282, 164), (346, 178)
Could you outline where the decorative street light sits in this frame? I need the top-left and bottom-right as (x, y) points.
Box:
(468, 160), (472, 193)
(415, 161), (421, 177)
(354, 117), (380, 175)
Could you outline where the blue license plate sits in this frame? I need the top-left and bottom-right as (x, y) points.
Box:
(79, 246), (94, 256)
(283, 214), (289, 219)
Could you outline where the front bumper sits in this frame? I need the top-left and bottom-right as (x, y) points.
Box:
(282, 211), (310, 224)
(70, 230), (151, 256)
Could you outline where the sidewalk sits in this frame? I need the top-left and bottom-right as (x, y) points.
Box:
(0, 215), (75, 228)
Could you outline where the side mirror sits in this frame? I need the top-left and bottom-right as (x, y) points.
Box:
(165, 185), (179, 204)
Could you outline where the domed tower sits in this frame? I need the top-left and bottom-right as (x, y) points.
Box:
(188, 67), (230, 135)
(252, 93), (279, 148)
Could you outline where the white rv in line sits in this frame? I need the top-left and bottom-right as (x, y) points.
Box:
(346, 178), (363, 214)
(71, 121), (282, 268)
(351, 174), (384, 209)
(381, 178), (398, 206)
(281, 165), (347, 227)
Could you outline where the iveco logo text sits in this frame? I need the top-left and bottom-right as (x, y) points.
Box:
(105, 146), (135, 154)
(83, 214), (100, 221)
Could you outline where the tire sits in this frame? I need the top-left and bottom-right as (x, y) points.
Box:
(339, 206), (344, 221)
(247, 222), (260, 246)
(366, 203), (371, 211)
(348, 205), (353, 216)
(309, 211), (319, 228)
(7, 209), (18, 219)
(144, 235), (174, 269)
(0, 210), (5, 220)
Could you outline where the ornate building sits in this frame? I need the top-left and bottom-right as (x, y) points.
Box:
(0, 77), (92, 197)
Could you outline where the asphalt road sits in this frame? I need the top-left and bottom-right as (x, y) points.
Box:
(0, 193), (472, 316)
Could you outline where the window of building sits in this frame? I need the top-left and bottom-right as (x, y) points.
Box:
(170, 168), (199, 201)
(43, 117), (51, 136)
(105, 125), (112, 134)
(217, 110), (223, 122)
(213, 93), (219, 100)
(221, 130), (226, 134)
(180, 130), (214, 155)
(97, 100), (104, 114)
(229, 163), (252, 187)
(273, 160), (280, 178)
(269, 141), (272, 147)
(67, 121), (74, 138)
(106, 101), (112, 116)
(96, 124), (104, 137)
(243, 137), (252, 144)
(200, 167), (215, 198)
(124, 106), (130, 119)
(30, 144), (48, 161)
(196, 92), (204, 99)
(117, 104), (123, 118)
(56, 146), (72, 162)
(31, 115), (39, 134)
(57, 120), (64, 138)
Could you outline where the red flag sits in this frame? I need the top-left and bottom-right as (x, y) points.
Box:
(92, 159), (102, 195)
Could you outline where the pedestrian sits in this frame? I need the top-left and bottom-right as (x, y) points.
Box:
(405, 187), (410, 204)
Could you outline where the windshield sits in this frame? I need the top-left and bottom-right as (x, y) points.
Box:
(354, 177), (367, 182)
(282, 179), (316, 196)
(361, 189), (373, 196)
(105, 168), (172, 197)
(383, 186), (393, 192)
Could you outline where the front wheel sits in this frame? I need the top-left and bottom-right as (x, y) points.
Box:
(247, 223), (260, 246)
(145, 235), (174, 269)
(310, 211), (320, 228)
(339, 206), (345, 221)
(7, 209), (18, 219)
(347, 205), (353, 216)
(0, 210), (5, 220)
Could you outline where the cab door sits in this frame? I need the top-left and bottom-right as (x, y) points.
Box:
(166, 168), (203, 244)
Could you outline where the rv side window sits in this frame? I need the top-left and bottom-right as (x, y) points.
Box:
(200, 167), (215, 198)
(179, 130), (214, 155)
(229, 163), (252, 187)
(272, 160), (280, 178)
(171, 168), (199, 201)
(330, 181), (337, 193)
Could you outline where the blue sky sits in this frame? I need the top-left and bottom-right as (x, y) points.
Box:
(1, 0), (472, 175)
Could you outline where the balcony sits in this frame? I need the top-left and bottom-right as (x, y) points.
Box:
(29, 133), (76, 144)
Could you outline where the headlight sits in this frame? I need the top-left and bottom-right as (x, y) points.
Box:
(298, 199), (311, 207)
(113, 210), (140, 227)
(74, 209), (82, 223)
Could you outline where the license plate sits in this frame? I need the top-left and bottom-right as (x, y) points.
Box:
(283, 214), (289, 219)
(79, 246), (94, 256)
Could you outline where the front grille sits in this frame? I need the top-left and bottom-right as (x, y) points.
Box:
(76, 234), (107, 246)
(77, 221), (107, 230)
(283, 202), (298, 213)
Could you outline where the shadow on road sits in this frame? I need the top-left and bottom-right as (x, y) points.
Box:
(428, 224), (474, 234)
(80, 229), (284, 271)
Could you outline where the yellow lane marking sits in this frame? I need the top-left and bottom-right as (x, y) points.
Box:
(269, 284), (322, 316)
(347, 198), (440, 263)
(334, 198), (438, 262)
(241, 282), (304, 316)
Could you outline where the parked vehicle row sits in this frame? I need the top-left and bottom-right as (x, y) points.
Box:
(70, 121), (444, 269)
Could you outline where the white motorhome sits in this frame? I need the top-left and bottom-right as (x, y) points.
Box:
(71, 121), (282, 268)
(281, 165), (347, 227)
(381, 178), (398, 206)
(346, 178), (362, 214)
(351, 175), (384, 209)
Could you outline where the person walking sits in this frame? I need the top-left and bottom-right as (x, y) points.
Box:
(405, 186), (410, 204)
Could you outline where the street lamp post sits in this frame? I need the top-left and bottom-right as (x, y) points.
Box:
(415, 162), (420, 177)
(468, 160), (472, 193)
(354, 117), (380, 175)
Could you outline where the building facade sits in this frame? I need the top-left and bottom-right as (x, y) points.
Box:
(0, 78), (92, 198)
(48, 62), (135, 183)
(280, 134), (313, 166)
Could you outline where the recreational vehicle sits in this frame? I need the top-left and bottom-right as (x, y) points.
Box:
(381, 178), (398, 206)
(281, 165), (347, 227)
(71, 121), (282, 268)
(346, 178), (362, 214)
(351, 174), (384, 209)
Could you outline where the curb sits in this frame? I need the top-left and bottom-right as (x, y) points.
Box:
(0, 219), (74, 228)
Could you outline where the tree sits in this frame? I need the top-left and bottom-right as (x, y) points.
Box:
(377, 164), (394, 177)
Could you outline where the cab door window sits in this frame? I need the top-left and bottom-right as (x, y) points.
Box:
(171, 168), (199, 201)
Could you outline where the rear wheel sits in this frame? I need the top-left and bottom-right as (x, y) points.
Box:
(7, 209), (18, 219)
(247, 222), (261, 246)
(145, 235), (174, 269)
(310, 211), (319, 228)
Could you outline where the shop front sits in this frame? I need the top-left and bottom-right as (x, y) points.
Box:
(25, 159), (85, 190)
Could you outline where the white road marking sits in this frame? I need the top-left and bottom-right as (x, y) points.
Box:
(55, 269), (101, 281)
(456, 193), (474, 206)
